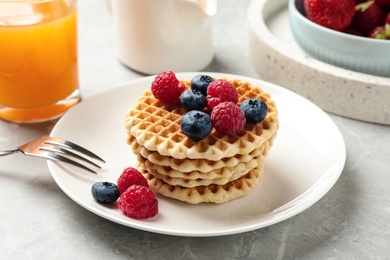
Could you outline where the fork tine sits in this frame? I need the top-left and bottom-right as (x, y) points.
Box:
(45, 137), (106, 163)
(39, 146), (102, 169)
(41, 153), (98, 174)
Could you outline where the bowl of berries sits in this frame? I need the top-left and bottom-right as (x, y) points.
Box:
(289, 0), (390, 77)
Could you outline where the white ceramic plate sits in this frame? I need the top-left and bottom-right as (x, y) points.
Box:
(48, 72), (346, 237)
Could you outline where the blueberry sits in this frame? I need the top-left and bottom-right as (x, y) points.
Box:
(180, 89), (207, 111)
(191, 74), (214, 96)
(240, 98), (268, 124)
(91, 182), (120, 204)
(181, 110), (213, 141)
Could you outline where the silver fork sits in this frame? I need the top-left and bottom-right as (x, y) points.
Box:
(0, 136), (105, 174)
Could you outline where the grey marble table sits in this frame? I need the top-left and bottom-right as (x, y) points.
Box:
(1, 0), (389, 259)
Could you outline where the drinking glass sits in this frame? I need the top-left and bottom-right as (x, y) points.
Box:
(0, 0), (79, 123)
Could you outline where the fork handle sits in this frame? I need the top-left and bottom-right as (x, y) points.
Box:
(0, 149), (18, 156)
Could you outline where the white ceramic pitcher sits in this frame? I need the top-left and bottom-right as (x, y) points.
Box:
(109, 0), (217, 75)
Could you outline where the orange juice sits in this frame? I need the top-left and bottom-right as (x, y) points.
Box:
(0, 0), (79, 122)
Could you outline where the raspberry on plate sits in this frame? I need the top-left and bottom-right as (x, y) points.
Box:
(118, 185), (158, 219)
(206, 79), (238, 109)
(211, 102), (246, 135)
(151, 71), (185, 103)
(117, 167), (149, 194)
(304, 0), (355, 31)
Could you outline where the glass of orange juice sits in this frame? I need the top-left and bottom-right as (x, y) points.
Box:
(0, 0), (79, 123)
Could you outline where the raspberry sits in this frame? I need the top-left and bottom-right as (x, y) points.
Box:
(206, 79), (238, 109)
(118, 185), (158, 219)
(211, 102), (246, 135)
(151, 71), (185, 103)
(117, 167), (149, 194)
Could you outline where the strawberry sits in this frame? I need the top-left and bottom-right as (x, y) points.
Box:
(344, 26), (365, 36)
(375, 0), (390, 6)
(353, 1), (386, 35)
(369, 24), (390, 39)
(304, 0), (355, 31)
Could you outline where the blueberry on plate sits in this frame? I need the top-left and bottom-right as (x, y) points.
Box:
(180, 89), (207, 111)
(181, 110), (213, 141)
(91, 182), (120, 204)
(190, 74), (214, 96)
(240, 98), (268, 124)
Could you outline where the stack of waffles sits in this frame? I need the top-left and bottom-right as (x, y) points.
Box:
(124, 78), (279, 204)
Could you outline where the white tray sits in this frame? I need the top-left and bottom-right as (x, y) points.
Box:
(247, 0), (390, 125)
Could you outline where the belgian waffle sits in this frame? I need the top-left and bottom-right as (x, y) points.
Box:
(138, 155), (261, 183)
(137, 160), (257, 187)
(124, 79), (279, 161)
(129, 134), (266, 172)
(138, 163), (264, 204)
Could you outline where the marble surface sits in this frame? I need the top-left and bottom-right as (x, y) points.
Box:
(1, 0), (389, 259)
